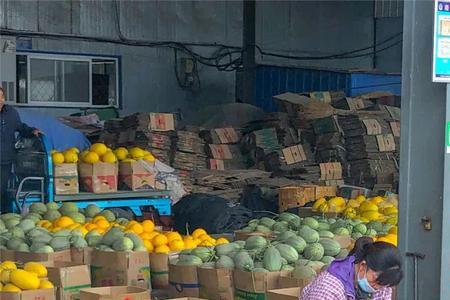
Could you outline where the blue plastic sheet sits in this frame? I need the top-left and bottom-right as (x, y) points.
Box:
(17, 109), (91, 151)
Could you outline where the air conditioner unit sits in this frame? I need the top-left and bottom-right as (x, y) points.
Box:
(0, 37), (17, 103)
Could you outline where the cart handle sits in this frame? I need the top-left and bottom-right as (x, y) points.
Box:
(14, 177), (45, 213)
(16, 192), (45, 214)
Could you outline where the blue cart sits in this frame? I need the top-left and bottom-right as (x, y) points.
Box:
(9, 135), (171, 217)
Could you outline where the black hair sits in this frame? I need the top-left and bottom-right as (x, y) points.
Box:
(350, 237), (403, 287)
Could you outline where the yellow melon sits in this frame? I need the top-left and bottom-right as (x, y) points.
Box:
(129, 147), (145, 159)
(114, 147), (129, 161)
(359, 201), (378, 212)
(101, 151), (117, 163)
(216, 237), (229, 245)
(2, 283), (21, 292)
(24, 262), (48, 278)
(10, 270), (40, 290)
(39, 279), (54, 289)
(154, 245), (170, 254)
(152, 234), (168, 247)
(90, 143), (108, 156)
(165, 231), (182, 243)
(192, 228), (207, 239)
(141, 220), (155, 233)
(52, 152), (65, 164)
(0, 270), (11, 284)
(169, 239), (185, 251)
(0, 261), (17, 270)
(63, 151), (78, 163)
(83, 151), (100, 164)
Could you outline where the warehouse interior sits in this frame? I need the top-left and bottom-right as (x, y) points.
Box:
(0, 1), (447, 300)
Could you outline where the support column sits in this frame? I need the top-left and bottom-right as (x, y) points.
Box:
(242, 0), (256, 105)
(400, 0), (446, 299)
(441, 85), (450, 298)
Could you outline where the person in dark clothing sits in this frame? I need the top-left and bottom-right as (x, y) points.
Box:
(0, 87), (40, 213)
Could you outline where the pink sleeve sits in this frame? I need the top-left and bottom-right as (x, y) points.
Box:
(299, 289), (341, 300)
(384, 287), (393, 300)
(373, 287), (392, 300)
(299, 274), (345, 300)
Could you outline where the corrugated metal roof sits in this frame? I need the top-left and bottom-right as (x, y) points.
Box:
(6, 0), (38, 31)
(79, 0), (116, 38)
(0, 0), (6, 29)
(123, 1), (157, 40)
(37, 0), (72, 34)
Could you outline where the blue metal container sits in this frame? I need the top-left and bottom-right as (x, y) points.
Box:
(254, 65), (401, 112)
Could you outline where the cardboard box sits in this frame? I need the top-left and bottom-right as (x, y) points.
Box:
(54, 163), (79, 195)
(168, 264), (200, 298)
(334, 234), (353, 250)
(47, 262), (92, 300)
(71, 247), (93, 265)
(12, 249), (72, 263)
(314, 185), (337, 199)
(390, 121), (400, 137)
(338, 185), (371, 199)
(319, 162), (342, 181)
(282, 145), (307, 165)
(376, 134), (396, 152)
(278, 186), (316, 212)
(1, 288), (56, 300)
(149, 113), (176, 131)
(119, 161), (156, 191)
(279, 276), (313, 289)
(213, 128), (240, 144)
(78, 163), (118, 193)
(79, 286), (149, 300)
(272, 92), (311, 117)
(0, 249), (16, 261)
(233, 270), (289, 300)
(90, 250), (151, 290)
(149, 252), (179, 289)
(167, 298), (207, 300)
(312, 116), (340, 135)
(266, 288), (301, 300)
(298, 207), (341, 219)
(197, 267), (233, 300)
(321, 179), (345, 186)
(208, 144), (233, 160)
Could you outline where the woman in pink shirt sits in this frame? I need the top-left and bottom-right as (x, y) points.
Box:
(300, 237), (403, 300)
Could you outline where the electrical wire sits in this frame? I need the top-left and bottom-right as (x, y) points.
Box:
(253, 32), (403, 61)
(0, 25), (403, 91)
(5, 0), (405, 64)
(0, 27), (402, 64)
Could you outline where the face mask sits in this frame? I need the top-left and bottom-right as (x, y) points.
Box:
(357, 266), (376, 294)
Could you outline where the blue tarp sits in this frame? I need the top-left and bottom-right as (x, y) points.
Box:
(17, 109), (91, 151)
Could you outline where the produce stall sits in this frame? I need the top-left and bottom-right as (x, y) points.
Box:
(0, 196), (396, 299)
(1, 91), (400, 300)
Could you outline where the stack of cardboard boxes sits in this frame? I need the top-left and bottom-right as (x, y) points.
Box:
(54, 163), (79, 195)
(0, 248), (152, 300)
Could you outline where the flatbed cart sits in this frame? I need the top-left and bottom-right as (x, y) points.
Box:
(9, 134), (171, 217)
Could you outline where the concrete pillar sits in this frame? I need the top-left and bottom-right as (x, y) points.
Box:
(399, 0), (446, 298)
